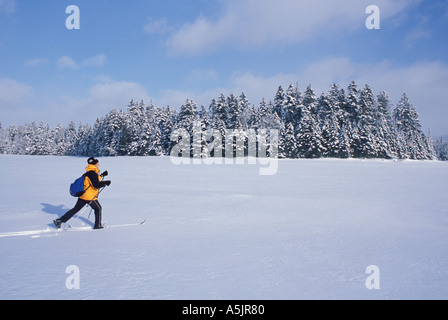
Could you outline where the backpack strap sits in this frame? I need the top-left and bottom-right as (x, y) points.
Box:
(83, 172), (92, 193)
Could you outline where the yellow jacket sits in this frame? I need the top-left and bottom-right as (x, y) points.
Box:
(80, 164), (104, 201)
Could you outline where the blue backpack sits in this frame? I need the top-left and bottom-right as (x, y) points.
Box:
(69, 173), (90, 197)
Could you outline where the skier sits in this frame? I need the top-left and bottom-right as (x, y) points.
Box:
(54, 157), (111, 229)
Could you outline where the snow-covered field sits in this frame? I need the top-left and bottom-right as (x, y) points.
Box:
(0, 155), (447, 300)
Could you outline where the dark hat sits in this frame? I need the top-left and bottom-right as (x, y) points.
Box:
(87, 157), (99, 165)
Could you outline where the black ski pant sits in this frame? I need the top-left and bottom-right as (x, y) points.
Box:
(60, 198), (102, 228)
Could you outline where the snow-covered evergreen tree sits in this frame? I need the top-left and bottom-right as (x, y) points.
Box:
(27, 122), (52, 155)
(210, 96), (228, 157)
(177, 99), (198, 131)
(283, 84), (300, 126)
(248, 105), (261, 131)
(317, 93), (340, 158)
(198, 106), (211, 159)
(273, 86), (285, 120)
(72, 123), (93, 156)
(227, 93), (243, 130)
(394, 93), (435, 160)
(125, 100), (146, 156)
(352, 85), (384, 158)
(175, 99), (198, 157)
(239, 92), (251, 131)
(434, 138), (448, 160)
(6, 125), (20, 154)
(260, 99), (282, 131)
(158, 106), (176, 155)
(376, 91), (397, 158)
(346, 81), (359, 122)
(210, 95), (228, 129)
(98, 109), (126, 156)
(303, 84), (318, 118)
(296, 98), (324, 159)
(51, 124), (66, 155)
(64, 121), (77, 155)
(149, 126), (164, 156)
(282, 122), (298, 158)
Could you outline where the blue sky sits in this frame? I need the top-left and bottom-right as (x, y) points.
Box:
(0, 0), (447, 136)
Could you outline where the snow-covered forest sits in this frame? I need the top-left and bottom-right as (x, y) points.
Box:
(0, 81), (438, 160)
(433, 139), (448, 161)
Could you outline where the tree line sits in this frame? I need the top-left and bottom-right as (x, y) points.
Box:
(0, 81), (439, 160)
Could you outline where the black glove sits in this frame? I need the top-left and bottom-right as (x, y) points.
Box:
(104, 180), (111, 186)
(101, 170), (109, 177)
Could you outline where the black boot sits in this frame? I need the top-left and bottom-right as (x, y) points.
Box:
(53, 219), (62, 229)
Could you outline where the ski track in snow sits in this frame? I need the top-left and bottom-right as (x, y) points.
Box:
(0, 155), (448, 299)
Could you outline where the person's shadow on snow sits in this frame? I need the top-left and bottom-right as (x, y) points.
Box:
(40, 203), (67, 216)
(40, 203), (94, 228)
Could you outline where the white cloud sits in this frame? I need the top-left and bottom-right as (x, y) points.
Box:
(52, 79), (151, 125)
(57, 54), (107, 70)
(167, 0), (421, 55)
(404, 28), (431, 45)
(156, 87), (229, 110)
(88, 80), (150, 105)
(156, 58), (359, 109)
(143, 17), (169, 35)
(57, 56), (79, 70)
(0, 78), (35, 125)
(82, 54), (107, 67)
(403, 14), (432, 47)
(185, 68), (220, 86)
(0, 78), (34, 109)
(24, 58), (49, 68)
(0, 78), (151, 127)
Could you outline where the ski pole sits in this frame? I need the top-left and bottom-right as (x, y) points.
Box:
(74, 186), (106, 224)
(86, 186), (106, 221)
(72, 204), (91, 225)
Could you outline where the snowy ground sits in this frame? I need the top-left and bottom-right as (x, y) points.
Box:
(0, 155), (447, 300)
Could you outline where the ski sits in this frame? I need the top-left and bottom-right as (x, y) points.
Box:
(0, 219), (147, 238)
(103, 219), (147, 229)
(64, 225), (94, 231)
(66, 219), (147, 230)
